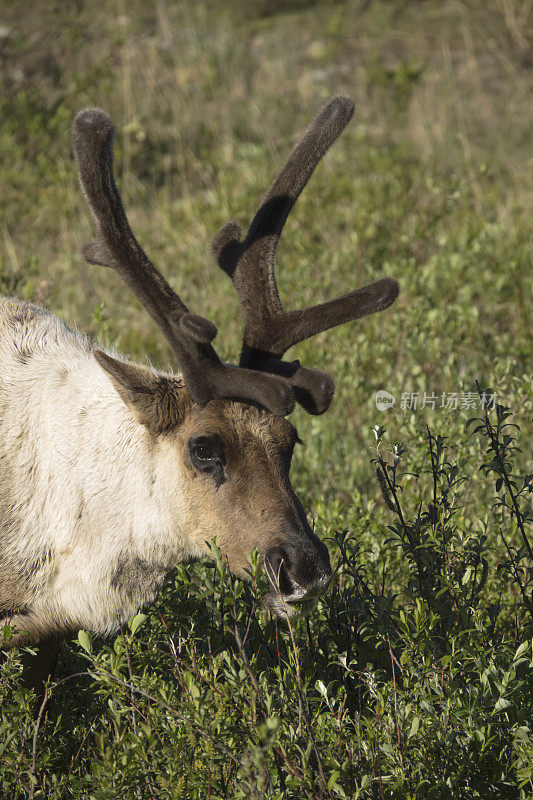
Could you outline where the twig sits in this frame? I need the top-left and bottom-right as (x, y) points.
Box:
(28, 671), (90, 800)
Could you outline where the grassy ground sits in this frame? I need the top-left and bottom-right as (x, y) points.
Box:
(0, 1), (532, 797)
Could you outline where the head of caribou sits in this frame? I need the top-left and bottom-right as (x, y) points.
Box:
(72, 95), (399, 617)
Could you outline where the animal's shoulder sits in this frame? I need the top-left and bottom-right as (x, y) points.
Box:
(0, 296), (51, 326)
(0, 297), (92, 358)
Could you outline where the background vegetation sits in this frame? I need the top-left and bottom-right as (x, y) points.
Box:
(0, 0), (531, 797)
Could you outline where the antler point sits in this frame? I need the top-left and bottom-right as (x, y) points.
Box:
(211, 221), (242, 258)
(179, 313), (218, 344)
(73, 107), (114, 139)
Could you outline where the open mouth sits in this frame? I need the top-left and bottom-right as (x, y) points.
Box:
(264, 591), (319, 618)
(263, 575), (330, 619)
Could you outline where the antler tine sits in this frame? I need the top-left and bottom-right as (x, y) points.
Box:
(212, 96), (355, 335)
(212, 95), (399, 415)
(72, 107), (295, 417)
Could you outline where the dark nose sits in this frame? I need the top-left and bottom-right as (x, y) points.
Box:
(264, 538), (332, 603)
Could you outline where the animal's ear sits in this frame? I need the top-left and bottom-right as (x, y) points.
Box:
(94, 350), (189, 434)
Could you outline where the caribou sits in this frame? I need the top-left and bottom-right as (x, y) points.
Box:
(0, 95), (398, 688)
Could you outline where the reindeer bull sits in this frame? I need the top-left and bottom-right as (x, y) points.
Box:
(0, 96), (398, 688)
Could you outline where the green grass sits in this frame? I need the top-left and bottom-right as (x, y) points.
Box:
(0, 0), (532, 797)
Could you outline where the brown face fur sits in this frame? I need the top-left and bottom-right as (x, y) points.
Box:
(170, 398), (300, 576)
(97, 352), (331, 611)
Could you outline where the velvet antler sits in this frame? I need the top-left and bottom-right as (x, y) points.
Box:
(212, 95), (399, 414)
(72, 107), (295, 416)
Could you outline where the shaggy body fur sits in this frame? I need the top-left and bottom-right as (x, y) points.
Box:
(0, 296), (196, 644)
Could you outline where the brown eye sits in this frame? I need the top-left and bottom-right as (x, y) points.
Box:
(188, 435), (226, 485)
(193, 445), (212, 461)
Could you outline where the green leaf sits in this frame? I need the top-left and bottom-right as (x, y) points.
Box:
(0, 731), (17, 757)
(128, 613), (147, 636)
(494, 697), (512, 713)
(462, 567), (472, 585)
(327, 770), (341, 790)
(189, 684), (200, 700)
(513, 641), (530, 661)
(77, 629), (92, 654)
(514, 726), (530, 742)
